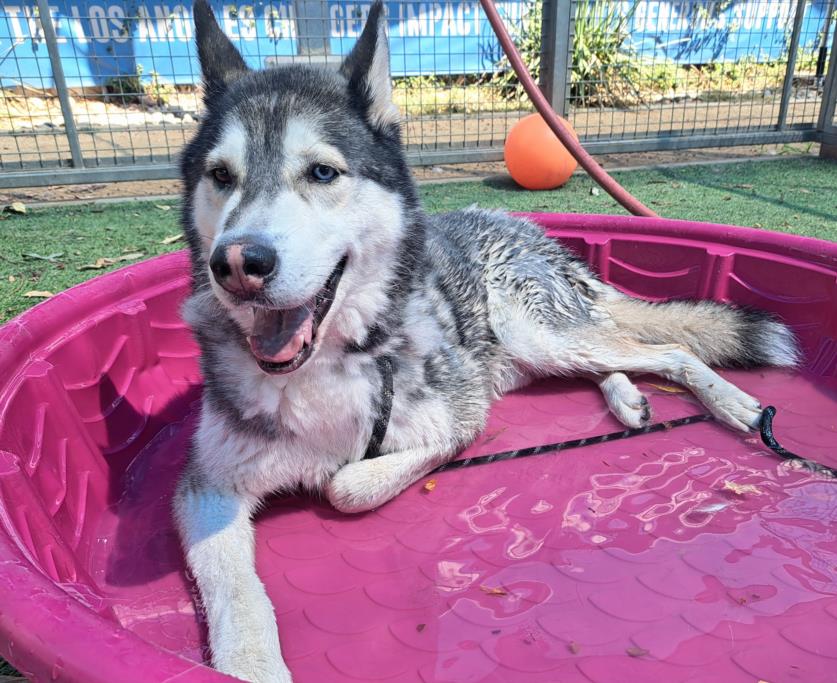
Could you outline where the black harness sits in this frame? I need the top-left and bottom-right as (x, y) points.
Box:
(361, 355), (394, 460)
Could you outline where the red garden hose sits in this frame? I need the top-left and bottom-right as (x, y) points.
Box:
(480, 0), (659, 218)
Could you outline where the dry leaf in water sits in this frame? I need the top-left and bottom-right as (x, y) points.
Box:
(416, 623), (426, 632)
(161, 234), (183, 244)
(422, 479), (437, 492)
(568, 641), (581, 655)
(722, 480), (761, 496)
(24, 290), (53, 298)
(480, 586), (507, 596)
(647, 382), (685, 394)
(626, 646), (649, 657)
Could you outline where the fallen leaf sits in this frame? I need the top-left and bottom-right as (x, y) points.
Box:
(798, 188), (811, 194)
(491, 629), (501, 635)
(480, 586), (507, 596)
(161, 234), (183, 244)
(155, 204), (173, 211)
(7, 275), (15, 282)
(22, 252), (63, 262)
(722, 480), (761, 496)
(647, 382), (685, 394)
(24, 290), (53, 298)
(568, 641), (581, 654)
(734, 183), (754, 189)
(5, 201), (26, 214)
(590, 187), (601, 196)
(626, 646), (649, 657)
(78, 260), (106, 271)
(422, 479), (436, 492)
(416, 623), (426, 632)
(78, 253), (144, 270)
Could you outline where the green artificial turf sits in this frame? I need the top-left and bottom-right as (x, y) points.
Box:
(1, 157), (835, 325)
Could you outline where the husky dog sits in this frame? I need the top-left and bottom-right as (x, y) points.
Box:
(174, 1), (798, 680)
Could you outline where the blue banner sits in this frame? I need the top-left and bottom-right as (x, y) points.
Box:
(0, 1), (831, 89)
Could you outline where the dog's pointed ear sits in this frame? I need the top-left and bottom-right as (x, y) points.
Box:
(193, 0), (249, 101)
(339, 0), (400, 132)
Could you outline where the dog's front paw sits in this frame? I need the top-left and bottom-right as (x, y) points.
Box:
(600, 373), (651, 428)
(327, 460), (393, 513)
(214, 640), (292, 683)
(704, 381), (762, 432)
(210, 587), (292, 683)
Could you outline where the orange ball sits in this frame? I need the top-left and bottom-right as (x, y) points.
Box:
(504, 114), (579, 190)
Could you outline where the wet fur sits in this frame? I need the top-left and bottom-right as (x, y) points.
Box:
(174, 2), (799, 681)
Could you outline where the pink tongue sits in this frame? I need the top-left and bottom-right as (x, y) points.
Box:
(248, 306), (314, 364)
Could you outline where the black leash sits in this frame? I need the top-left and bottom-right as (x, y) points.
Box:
(429, 407), (836, 477)
(362, 364), (836, 479)
(432, 413), (712, 473)
(759, 406), (837, 478)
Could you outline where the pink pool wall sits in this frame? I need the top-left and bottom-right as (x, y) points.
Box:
(0, 214), (835, 683)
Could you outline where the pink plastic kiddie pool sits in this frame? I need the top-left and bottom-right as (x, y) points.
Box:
(0, 213), (836, 683)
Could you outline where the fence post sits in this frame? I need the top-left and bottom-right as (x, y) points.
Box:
(35, 0), (84, 169)
(817, 13), (837, 158)
(539, 0), (573, 117)
(777, 0), (808, 130)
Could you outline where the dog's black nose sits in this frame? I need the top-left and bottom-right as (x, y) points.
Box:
(241, 243), (276, 278)
(209, 241), (277, 297)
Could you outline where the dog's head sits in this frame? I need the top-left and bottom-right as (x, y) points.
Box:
(182, 0), (419, 375)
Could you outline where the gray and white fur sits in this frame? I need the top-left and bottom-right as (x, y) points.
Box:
(174, 2), (799, 681)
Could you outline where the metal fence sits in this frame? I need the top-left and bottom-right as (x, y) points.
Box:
(1, 0), (836, 188)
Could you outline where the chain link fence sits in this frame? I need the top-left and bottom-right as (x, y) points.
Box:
(1, 0), (836, 187)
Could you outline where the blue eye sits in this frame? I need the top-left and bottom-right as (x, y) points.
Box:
(311, 164), (338, 183)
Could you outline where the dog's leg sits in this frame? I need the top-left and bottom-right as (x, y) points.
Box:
(578, 342), (761, 431)
(174, 481), (291, 683)
(498, 312), (760, 431)
(327, 445), (454, 513)
(594, 372), (651, 428)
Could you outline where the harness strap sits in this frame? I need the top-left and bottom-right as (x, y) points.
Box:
(362, 355), (394, 460)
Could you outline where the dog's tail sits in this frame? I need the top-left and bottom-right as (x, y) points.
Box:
(605, 297), (800, 368)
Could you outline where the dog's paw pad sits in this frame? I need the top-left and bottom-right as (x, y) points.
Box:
(604, 381), (651, 429)
(706, 385), (762, 432)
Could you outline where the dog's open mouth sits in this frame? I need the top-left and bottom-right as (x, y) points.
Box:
(247, 256), (347, 374)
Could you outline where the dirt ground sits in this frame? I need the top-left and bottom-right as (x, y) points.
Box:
(0, 88), (825, 204)
(0, 141), (820, 205)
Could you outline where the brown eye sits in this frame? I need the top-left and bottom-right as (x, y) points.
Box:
(211, 166), (233, 187)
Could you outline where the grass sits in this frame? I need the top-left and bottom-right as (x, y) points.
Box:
(0, 155), (834, 676)
(0, 157), (835, 325)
